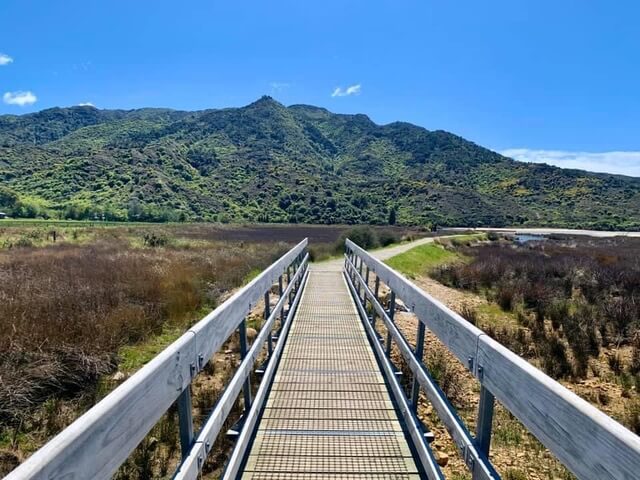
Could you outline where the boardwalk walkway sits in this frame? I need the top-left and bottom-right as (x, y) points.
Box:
(11, 237), (638, 480)
(240, 261), (421, 479)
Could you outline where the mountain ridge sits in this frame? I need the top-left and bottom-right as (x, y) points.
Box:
(0, 96), (638, 229)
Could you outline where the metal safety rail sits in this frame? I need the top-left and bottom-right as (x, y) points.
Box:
(6, 239), (309, 480)
(344, 238), (640, 480)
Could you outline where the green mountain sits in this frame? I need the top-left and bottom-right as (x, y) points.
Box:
(1, 96), (639, 229)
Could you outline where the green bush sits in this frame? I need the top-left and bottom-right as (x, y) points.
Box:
(143, 232), (169, 247)
(377, 229), (400, 247)
(335, 226), (380, 253)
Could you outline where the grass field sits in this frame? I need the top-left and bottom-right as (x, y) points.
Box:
(386, 243), (462, 277)
(384, 234), (485, 278)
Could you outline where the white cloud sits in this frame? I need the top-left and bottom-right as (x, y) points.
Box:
(331, 84), (361, 97)
(3, 91), (37, 106)
(502, 148), (640, 178)
(78, 102), (95, 107)
(0, 53), (13, 66)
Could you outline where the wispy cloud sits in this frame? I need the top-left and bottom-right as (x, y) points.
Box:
(331, 84), (361, 97)
(0, 53), (13, 66)
(78, 102), (95, 107)
(72, 61), (92, 71)
(3, 91), (37, 106)
(269, 82), (290, 92)
(502, 148), (640, 178)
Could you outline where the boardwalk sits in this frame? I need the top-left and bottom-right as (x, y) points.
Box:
(7, 238), (640, 480)
(240, 262), (421, 478)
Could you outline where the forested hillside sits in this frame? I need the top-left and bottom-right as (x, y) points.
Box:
(1, 96), (639, 229)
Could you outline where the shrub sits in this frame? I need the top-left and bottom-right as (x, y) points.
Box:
(377, 229), (400, 247)
(335, 226), (379, 252)
(546, 298), (569, 331)
(307, 243), (334, 262)
(505, 469), (527, 480)
(541, 333), (572, 379)
(624, 398), (640, 434)
(630, 337), (640, 375)
(495, 283), (517, 311)
(608, 353), (623, 375)
(142, 232), (169, 247)
(459, 304), (478, 325)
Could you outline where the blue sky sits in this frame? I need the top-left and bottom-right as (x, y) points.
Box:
(1, 0), (640, 176)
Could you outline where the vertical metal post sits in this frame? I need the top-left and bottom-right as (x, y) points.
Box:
(385, 291), (396, 357)
(264, 291), (272, 356)
(475, 384), (495, 458)
(177, 387), (194, 460)
(372, 276), (380, 329)
(286, 265), (292, 307)
(352, 256), (358, 283)
(293, 260), (299, 293)
(411, 322), (426, 411)
(357, 257), (364, 298)
(238, 319), (252, 410)
(278, 275), (284, 324)
(363, 266), (370, 305)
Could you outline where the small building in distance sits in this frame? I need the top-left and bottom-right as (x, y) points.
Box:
(0, 212), (7, 219)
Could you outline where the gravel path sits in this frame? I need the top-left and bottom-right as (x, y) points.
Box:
(316, 236), (442, 271)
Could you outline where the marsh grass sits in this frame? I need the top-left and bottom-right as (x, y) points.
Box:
(0, 230), (286, 475)
(431, 237), (640, 380)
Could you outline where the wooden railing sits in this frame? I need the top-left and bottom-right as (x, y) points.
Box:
(6, 239), (309, 480)
(344, 238), (640, 480)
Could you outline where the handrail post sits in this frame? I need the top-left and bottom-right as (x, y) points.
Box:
(475, 384), (495, 458)
(363, 266), (370, 305)
(357, 257), (364, 298)
(351, 255), (358, 284)
(344, 246), (349, 270)
(239, 318), (252, 410)
(296, 256), (303, 290)
(286, 265), (292, 307)
(372, 275), (380, 329)
(264, 291), (272, 356)
(177, 387), (194, 460)
(278, 275), (284, 324)
(385, 291), (396, 357)
(411, 321), (426, 411)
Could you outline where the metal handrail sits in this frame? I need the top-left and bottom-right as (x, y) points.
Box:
(344, 251), (496, 479)
(177, 254), (309, 479)
(345, 238), (640, 480)
(343, 265), (445, 479)
(221, 263), (309, 479)
(7, 239), (308, 480)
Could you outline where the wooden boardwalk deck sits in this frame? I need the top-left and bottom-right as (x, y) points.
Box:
(240, 264), (420, 479)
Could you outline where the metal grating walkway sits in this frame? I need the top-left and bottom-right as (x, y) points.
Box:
(240, 266), (420, 479)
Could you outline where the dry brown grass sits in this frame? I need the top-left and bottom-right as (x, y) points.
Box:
(432, 236), (640, 381)
(0, 229), (288, 476)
